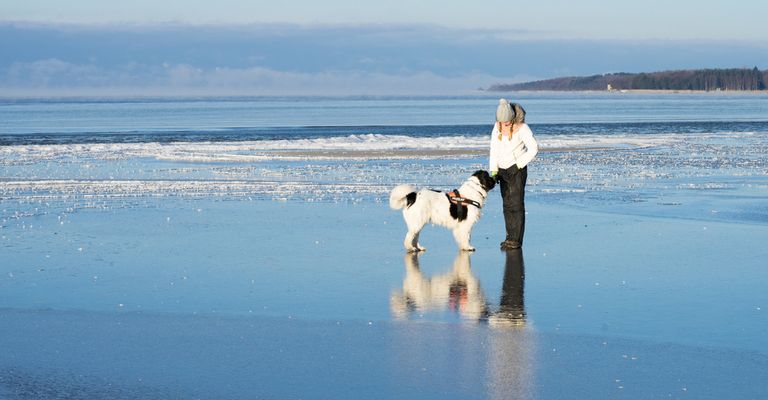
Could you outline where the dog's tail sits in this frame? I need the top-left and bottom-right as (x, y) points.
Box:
(389, 184), (417, 209)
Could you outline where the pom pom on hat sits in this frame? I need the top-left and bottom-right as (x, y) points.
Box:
(496, 98), (514, 122)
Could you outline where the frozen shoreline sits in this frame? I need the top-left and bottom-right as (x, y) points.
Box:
(0, 132), (677, 162)
(3, 128), (766, 227)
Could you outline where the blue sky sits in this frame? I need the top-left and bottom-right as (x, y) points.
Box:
(2, 0), (767, 95)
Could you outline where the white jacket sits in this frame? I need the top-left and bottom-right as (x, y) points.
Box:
(489, 123), (538, 173)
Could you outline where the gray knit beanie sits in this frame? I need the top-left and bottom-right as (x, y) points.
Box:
(496, 98), (514, 122)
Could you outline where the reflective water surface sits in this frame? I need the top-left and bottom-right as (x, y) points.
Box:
(391, 250), (526, 327)
(2, 198), (767, 399)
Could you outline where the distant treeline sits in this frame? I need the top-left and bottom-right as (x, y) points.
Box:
(488, 68), (768, 91)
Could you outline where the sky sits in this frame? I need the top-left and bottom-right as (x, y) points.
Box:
(1, 0), (767, 96)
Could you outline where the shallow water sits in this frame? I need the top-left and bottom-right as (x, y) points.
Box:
(3, 199), (766, 346)
(2, 310), (767, 400)
(2, 199), (767, 398)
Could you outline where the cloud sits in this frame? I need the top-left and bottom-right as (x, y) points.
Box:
(2, 22), (767, 96)
(1, 58), (521, 96)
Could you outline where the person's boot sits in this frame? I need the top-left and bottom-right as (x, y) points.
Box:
(500, 240), (521, 250)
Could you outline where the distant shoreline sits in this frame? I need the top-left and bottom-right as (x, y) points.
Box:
(487, 68), (768, 93)
(487, 89), (768, 95)
(618, 89), (768, 94)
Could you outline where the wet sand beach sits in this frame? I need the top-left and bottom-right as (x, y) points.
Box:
(2, 197), (767, 399)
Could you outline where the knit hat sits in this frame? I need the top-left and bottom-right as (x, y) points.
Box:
(496, 98), (514, 122)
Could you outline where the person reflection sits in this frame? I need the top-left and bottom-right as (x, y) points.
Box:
(390, 251), (488, 321)
(489, 248), (526, 326)
(486, 248), (534, 400)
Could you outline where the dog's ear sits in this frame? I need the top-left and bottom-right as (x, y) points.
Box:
(473, 170), (496, 191)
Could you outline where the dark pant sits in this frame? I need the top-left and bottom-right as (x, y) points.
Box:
(498, 166), (527, 243)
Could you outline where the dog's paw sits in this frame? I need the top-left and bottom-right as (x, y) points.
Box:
(406, 246), (426, 253)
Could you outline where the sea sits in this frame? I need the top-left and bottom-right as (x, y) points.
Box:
(2, 92), (767, 221)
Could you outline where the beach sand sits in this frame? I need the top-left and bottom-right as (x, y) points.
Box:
(2, 196), (767, 399)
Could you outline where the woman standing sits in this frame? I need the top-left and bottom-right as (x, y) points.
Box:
(489, 99), (538, 250)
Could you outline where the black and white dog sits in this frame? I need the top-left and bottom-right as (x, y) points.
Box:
(389, 170), (496, 252)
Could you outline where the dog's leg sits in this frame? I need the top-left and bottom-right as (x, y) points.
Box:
(453, 226), (475, 252)
(404, 229), (423, 252)
(404, 221), (426, 252)
(404, 230), (416, 252)
(413, 231), (427, 251)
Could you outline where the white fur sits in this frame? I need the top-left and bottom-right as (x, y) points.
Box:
(389, 175), (490, 252)
(389, 184), (416, 209)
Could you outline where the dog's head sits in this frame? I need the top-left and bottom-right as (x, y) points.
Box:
(472, 170), (496, 192)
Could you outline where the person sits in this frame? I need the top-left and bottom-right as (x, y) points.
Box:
(489, 99), (538, 250)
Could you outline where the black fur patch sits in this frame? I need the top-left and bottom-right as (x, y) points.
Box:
(406, 192), (417, 208)
(448, 195), (468, 221)
(472, 170), (496, 192)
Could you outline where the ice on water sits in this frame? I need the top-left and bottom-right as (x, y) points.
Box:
(2, 129), (767, 224)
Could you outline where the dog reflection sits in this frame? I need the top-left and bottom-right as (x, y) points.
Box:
(390, 252), (488, 321)
(488, 248), (526, 327)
